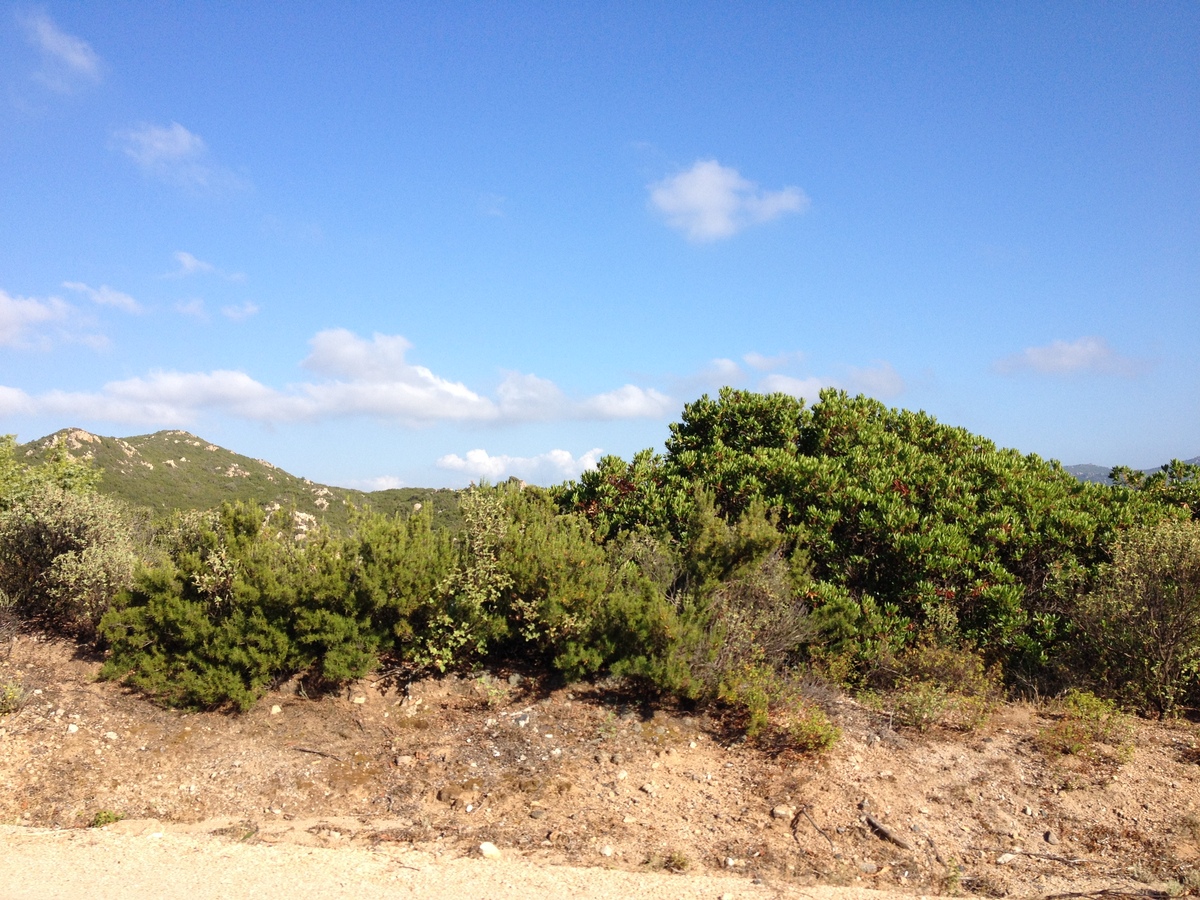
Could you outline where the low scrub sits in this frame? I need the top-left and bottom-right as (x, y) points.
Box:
(1036, 689), (1134, 761)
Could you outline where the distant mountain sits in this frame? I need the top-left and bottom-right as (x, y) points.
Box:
(1063, 456), (1200, 486)
(19, 428), (461, 531)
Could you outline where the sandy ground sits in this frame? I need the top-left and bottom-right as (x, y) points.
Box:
(0, 822), (918, 900)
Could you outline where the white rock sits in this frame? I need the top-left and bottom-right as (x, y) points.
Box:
(479, 841), (502, 859)
(270, 705), (282, 715)
(997, 852), (1017, 865)
(104, 731), (118, 741)
(352, 696), (366, 705)
(600, 845), (614, 857)
(67, 724), (78, 733)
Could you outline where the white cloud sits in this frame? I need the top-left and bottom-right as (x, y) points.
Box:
(221, 302), (259, 321)
(166, 251), (245, 282)
(61, 281), (140, 314)
(649, 160), (809, 242)
(114, 122), (246, 191)
(993, 336), (1147, 377)
(759, 373), (830, 401)
(844, 361), (906, 399)
(0, 328), (675, 428)
(496, 371), (568, 419)
(437, 447), (604, 485)
(0, 289), (70, 346)
(343, 475), (406, 492)
(743, 350), (805, 372)
(758, 361), (905, 402)
(20, 10), (102, 92)
(578, 384), (674, 419)
(168, 251), (215, 277)
(175, 298), (207, 320)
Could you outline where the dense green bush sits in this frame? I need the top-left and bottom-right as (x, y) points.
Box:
(1071, 518), (1200, 715)
(0, 483), (135, 635)
(561, 388), (1156, 689)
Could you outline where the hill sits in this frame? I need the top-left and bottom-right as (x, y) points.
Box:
(1064, 455), (1200, 485)
(18, 428), (461, 531)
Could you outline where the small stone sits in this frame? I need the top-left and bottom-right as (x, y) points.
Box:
(67, 723), (78, 733)
(479, 841), (502, 859)
(640, 782), (656, 795)
(1024, 805), (1034, 816)
(997, 852), (1017, 865)
(611, 753), (624, 765)
(352, 696), (366, 705)
(771, 805), (796, 820)
(529, 809), (545, 819)
(600, 845), (613, 857)
(594, 751), (611, 764)
(1044, 830), (1059, 845)
(617, 770), (628, 781)
(270, 705), (282, 715)
(395, 755), (415, 766)
(858, 860), (878, 874)
(104, 731), (118, 741)
(623, 816), (637, 824)
(720, 895), (734, 900)
(507, 673), (523, 686)
(514, 713), (530, 728)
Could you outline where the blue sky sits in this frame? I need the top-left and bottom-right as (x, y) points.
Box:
(1, 3), (1197, 488)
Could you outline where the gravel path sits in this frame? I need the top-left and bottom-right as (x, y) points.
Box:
(0, 824), (916, 900)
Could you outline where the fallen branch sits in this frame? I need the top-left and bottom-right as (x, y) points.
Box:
(289, 746), (345, 762)
(966, 845), (1089, 866)
(794, 806), (835, 854)
(865, 814), (913, 851)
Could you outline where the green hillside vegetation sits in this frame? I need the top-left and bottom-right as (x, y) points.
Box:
(18, 428), (461, 532)
(4, 390), (1200, 748)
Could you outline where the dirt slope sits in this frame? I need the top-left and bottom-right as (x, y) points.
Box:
(3, 632), (1200, 897)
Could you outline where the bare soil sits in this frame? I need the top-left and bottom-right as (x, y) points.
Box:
(4, 632), (1200, 897)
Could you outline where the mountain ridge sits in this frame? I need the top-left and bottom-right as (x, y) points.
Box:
(18, 427), (461, 531)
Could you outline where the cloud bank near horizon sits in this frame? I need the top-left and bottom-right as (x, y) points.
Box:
(0, 328), (675, 429)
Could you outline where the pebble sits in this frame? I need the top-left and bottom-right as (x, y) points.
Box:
(599, 845), (613, 857)
(771, 805), (796, 820)
(270, 705), (281, 715)
(1044, 830), (1059, 845)
(858, 861), (878, 874)
(507, 673), (522, 686)
(352, 696), (366, 705)
(617, 771), (628, 781)
(479, 842), (502, 859)
(104, 732), (118, 741)
(640, 782), (656, 795)
(67, 724), (78, 734)
(997, 852), (1017, 865)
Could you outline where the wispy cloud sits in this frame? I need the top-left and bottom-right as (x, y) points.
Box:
(649, 160), (809, 242)
(743, 350), (805, 371)
(113, 122), (247, 192)
(19, 10), (102, 93)
(676, 351), (904, 404)
(167, 251), (214, 277)
(437, 447), (604, 485)
(0, 289), (70, 347)
(0, 328), (676, 427)
(174, 298), (207, 320)
(342, 475), (406, 492)
(993, 336), (1148, 377)
(221, 302), (259, 321)
(758, 373), (830, 400)
(165, 251), (245, 281)
(61, 281), (140, 314)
